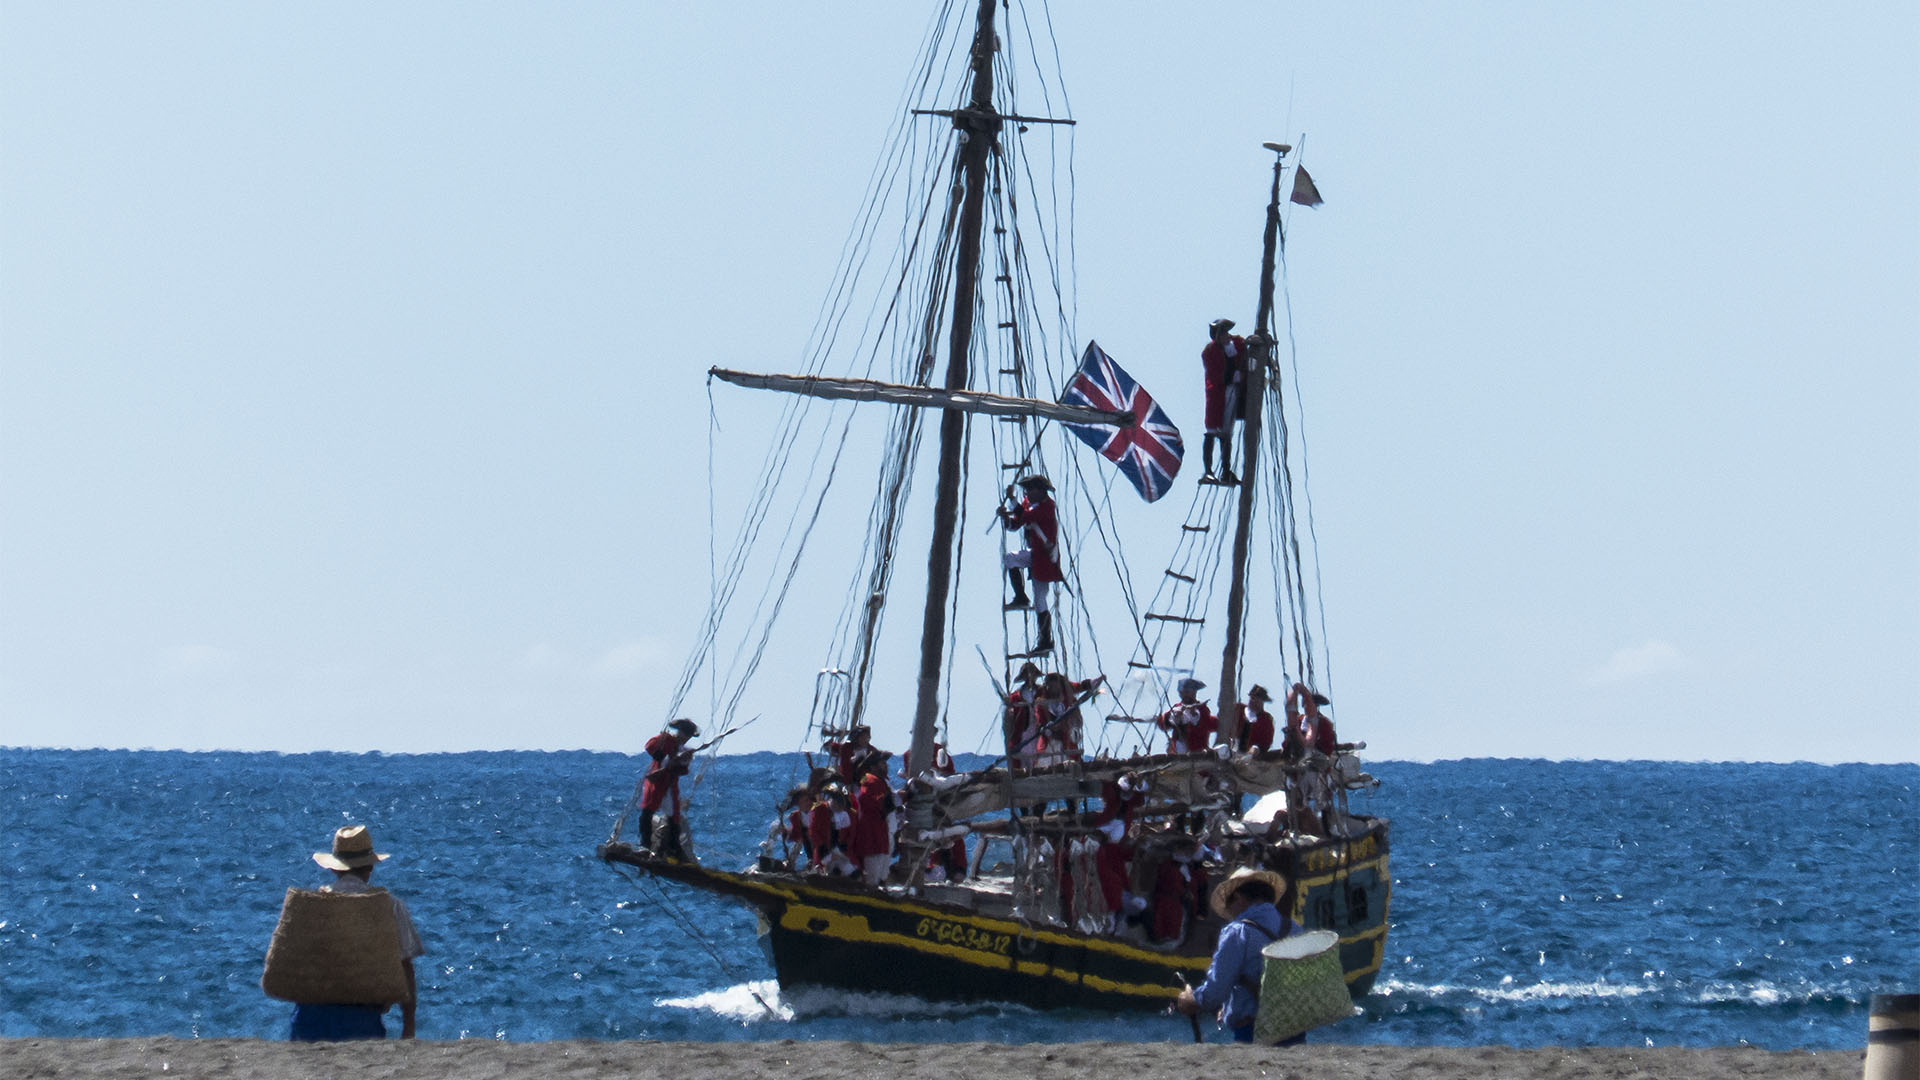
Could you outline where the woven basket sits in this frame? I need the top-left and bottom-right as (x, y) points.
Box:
(261, 888), (408, 1005)
(1253, 929), (1353, 1044)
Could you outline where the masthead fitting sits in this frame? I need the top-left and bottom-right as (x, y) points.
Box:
(1262, 141), (1292, 156)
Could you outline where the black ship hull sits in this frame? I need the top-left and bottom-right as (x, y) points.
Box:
(601, 818), (1387, 1010)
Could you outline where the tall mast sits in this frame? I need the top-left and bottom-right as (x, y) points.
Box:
(909, 0), (999, 780)
(1218, 142), (1290, 738)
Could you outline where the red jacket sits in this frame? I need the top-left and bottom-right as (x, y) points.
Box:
(1240, 705), (1275, 753)
(847, 774), (893, 860)
(1156, 702), (1216, 754)
(807, 803), (841, 866)
(640, 732), (689, 813)
(1200, 334), (1247, 430)
(1002, 495), (1062, 581)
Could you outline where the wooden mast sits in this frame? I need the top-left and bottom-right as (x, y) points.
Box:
(1218, 143), (1291, 741)
(909, 0), (998, 781)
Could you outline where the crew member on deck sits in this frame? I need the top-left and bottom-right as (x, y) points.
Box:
(826, 724), (877, 784)
(999, 474), (1062, 655)
(782, 785), (815, 870)
(639, 719), (698, 858)
(1029, 671), (1104, 769)
(1156, 677), (1217, 754)
(1237, 684), (1276, 754)
(848, 755), (895, 887)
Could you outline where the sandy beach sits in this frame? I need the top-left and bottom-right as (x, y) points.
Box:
(0, 1038), (1863, 1080)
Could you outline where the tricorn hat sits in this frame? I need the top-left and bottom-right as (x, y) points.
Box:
(1248, 684), (1272, 702)
(312, 825), (390, 872)
(1016, 474), (1053, 491)
(1209, 865), (1288, 919)
(1177, 676), (1206, 695)
(1209, 318), (1236, 334)
(668, 718), (699, 739)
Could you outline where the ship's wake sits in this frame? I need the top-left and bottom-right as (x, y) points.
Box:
(656, 981), (1042, 1024)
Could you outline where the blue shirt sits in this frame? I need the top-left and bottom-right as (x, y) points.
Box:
(1194, 901), (1290, 1029)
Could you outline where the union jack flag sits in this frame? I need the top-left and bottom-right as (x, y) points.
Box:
(1059, 341), (1184, 502)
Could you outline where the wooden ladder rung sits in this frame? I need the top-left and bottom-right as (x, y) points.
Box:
(1144, 613), (1205, 625)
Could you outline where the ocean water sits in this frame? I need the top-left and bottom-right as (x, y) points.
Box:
(0, 750), (1912, 1048)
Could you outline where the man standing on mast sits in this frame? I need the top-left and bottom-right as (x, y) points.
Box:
(1200, 318), (1247, 485)
(999, 474), (1061, 655)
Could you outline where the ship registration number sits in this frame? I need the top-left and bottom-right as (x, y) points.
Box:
(915, 916), (1011, 956)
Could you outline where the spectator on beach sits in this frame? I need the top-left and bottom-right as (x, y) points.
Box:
(289, 825), (424, 1042)
(1174, 866), (1299, 1044)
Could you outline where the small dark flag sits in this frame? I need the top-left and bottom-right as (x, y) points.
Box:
(1290, 165), (1324, 208)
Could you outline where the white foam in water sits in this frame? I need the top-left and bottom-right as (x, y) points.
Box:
(1376, 977), (1654, 1003)
(657, 981), (1040, 1024)
(656, 981), (793, 1023)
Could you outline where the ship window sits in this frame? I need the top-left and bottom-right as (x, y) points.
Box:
(1347, 885), (1369, 924)
(1314, 897), (1336, 926)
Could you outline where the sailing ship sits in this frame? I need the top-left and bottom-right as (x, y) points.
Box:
(600, 0), (1389, 1013)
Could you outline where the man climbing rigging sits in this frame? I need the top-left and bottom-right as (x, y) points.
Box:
(999, 473), (1062, 655)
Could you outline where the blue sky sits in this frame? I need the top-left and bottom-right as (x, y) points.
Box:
(2, 3), (1914, 762)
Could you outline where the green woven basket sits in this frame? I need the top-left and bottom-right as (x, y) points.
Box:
(1253, 929), (1353, 1044)
(261, 888), (408, 1006)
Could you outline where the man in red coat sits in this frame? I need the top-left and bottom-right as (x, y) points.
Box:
(1156, 677), (1216, 754)
(1200, 318), (1247, 484)
(1236, 684), (1276, 754)
(999, 474), (1062, 654)
(847, 757), (895, 887)
(639, 719), (697, 857)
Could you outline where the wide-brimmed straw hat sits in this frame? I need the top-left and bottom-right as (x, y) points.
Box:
(1210, 865), (1288, 919)
(312, 825), (390, 872)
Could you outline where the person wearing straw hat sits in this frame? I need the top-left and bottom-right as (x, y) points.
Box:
(1174, 865), (1299, 1044)
(288, 824), (425, 1042)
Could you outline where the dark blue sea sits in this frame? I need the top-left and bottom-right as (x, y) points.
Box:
(1, 750), (1913, 1047)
